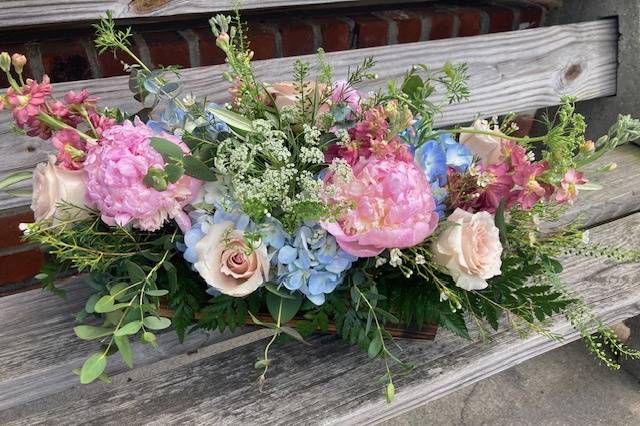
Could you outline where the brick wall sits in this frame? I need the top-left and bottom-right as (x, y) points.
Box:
(0, 1), (545, 294)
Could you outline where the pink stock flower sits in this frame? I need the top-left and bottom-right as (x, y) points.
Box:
(5, 75), (52, 131)
(474, 161), (515, 213)
(513, 161), (550, 209)
(51, 129), (86, 170)
(331, 80), (361, 114)
(555, 169), (587, 204)
(64, 89), (95, 106)
(321, 157), (439, 257)
(89, 112), (116, 138)
(84, 119), (203, 232)
(500, 140), (528, 168)
(351, 105), (388, 144)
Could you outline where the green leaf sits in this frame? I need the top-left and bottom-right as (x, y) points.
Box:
(109, 282), (130, 299)
(150, 137), (185, 162)
(74, 325), (114, 340)
(94, 295), (115, 313)
(145, 289), (169, 297)
(142, 316), (172, 330)
(495, 198), (507, 244)
(385, 382), (395, 403)
(114, 320), (143, 336)
(350, 286), (361, 308)
(254, 358), (268, 369)
(85, 293), (100, 314)
(577, 182), (603, 191)
(401, 74), (423, 98)
(266, 292), (303, 324)
(0, 170), (32, 190)
(80, 353), (107, 384)
(183, 156), (216, 181)
(207, 107), (255, 133)
(6, 188), (32, 198)
(374, 307), (400, 324)
(125, 261), (146, 283)
(280, 325), (310, 345)
(114, 335), (134, 368)
(264, 282), (297, 299)
(165, 163), (184, 183)
(368, 334), (383, 359)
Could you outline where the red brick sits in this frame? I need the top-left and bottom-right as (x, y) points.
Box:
(376, 11), (422, 44)
(513, 114), (535, 137)
(486, 6), (514, 33)
(0, 210), (33, 250)
(519, 6), (544, 29)
(280, 21), (315, 57)
(143, 31), (190, 68)
(40, 40), (92, 82)
(316, 19), (351, 52)
(354, 15), (389, 48)
(97, 42), (143, 78)
(192, 28), (226, 67)
(420, 9), (454, 40)
(0, 249), (43, 284)
(453, 8), (482, 37)
(246, 24), (277, 60)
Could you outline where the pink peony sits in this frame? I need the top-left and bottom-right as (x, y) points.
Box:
(84, 119), (202, 232)
(321, 157), (439, 257)
(555, 169), (587, 204)
(331, 80), (361, 114)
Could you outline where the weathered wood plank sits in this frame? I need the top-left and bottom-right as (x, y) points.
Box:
(0, 210), (638, 425)
(0, 19), (618, 211)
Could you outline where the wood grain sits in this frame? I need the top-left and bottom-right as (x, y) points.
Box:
(0, 19), (618, 211)
(1, 210), (638, 425)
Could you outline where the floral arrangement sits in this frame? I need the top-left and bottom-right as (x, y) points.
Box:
(1, 12), (640, 401)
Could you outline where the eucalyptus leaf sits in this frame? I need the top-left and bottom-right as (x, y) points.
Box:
(114, 320), (143, 336)
(264, 282), (296, 299)
(114, 335), (134, 368)
(93, 295), (115, 313)
(150, 137), (185, 162)
(183, 156), (216, 181)
(142, 331), (158, 348)
(280, 326), (309, 345)
(145, 289), (169, 297)
(207, 107), (255, 133)
(85, 293), (100, 314)
(162, 82), (179, 93)
(125, 261), (146, 284)
(165, 163), (184, 183)
(368, 334), (383, 359)
(266, 292), (303, 324)
(142, 316), (172, 330)
(0, 170), (32, 190)
(74, 325), (114, 340)
(80, 353), (107, 384)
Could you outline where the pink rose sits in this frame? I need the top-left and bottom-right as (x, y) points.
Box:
(193, 222), (270, 297)
(322, 157), (439, 257)
(460, 119), (504, 166)
(266, 81), (329, 114)
(31, 155), (92, 223)
(433, 208), (503, 290)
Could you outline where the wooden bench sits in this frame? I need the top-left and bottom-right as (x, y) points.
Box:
(1, 2), (640, 424)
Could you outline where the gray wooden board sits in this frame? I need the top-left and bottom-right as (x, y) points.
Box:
(0, 210), (639, 425)
(0, 146), (640, 424)
(0, 19), (617, 211)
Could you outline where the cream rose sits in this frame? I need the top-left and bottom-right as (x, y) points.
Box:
(459, 119), (504, 165)
(433, 208), (503, 290)
(267, 81), (329, 114)
(31, 155), (91, 223)
(194, 221), (270, 297)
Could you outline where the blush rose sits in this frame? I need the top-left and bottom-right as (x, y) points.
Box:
(459, 119), (505, 166)
(194, 221), (270, 297)
(433, 208), (503, 290)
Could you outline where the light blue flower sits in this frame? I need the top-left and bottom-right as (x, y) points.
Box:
(439, 134), (473, 172)
(276, 223), (357, 305)
(414, 140), (448, 185)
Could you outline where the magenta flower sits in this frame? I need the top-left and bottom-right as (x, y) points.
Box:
(513, 161), (550, 209)
(84, 119), (203, 232)
(555, 169), (587, 204)
(331, 80), (361, 114)
(322, 157), (439, 257)
(5, 75), (52, 132)
(475, 161), (515, 213)
(51, 129), (86, 170)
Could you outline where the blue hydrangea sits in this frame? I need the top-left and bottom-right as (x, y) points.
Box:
(148, 101), (229, 136)
(276, 224), (357, 305)
(414, 139), (448, 186)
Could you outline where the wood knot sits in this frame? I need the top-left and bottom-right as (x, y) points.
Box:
(130, 0), (171, 13)
(564, 63), (582, 82)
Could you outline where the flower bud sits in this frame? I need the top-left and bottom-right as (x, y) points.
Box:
(11, 53), (27, 74)
(0, 52), (10, 73)
(580, 140), (595, 153)
(247, 50), (254, 60)
(216, 32), (230, 48)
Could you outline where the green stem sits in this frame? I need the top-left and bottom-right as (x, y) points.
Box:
(260, 299), (283, 382)
(36, 112), (96, 142)
(422, 128), (547, 146)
